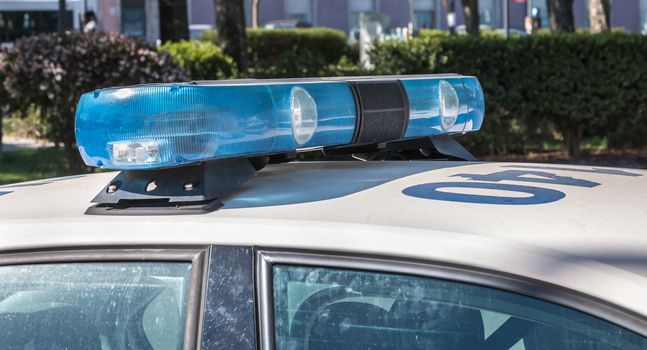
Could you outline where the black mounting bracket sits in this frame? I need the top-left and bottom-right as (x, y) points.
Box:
(85, 158), (261, 215)
(323, 135), (476, 161)
(428, 135), (476, 161)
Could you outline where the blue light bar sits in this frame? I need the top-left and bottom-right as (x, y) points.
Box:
(75, 75), (485, 170)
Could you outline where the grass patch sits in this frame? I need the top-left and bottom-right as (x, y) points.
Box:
(522, 137), (609, 155)
(2, 111), (46, 138)
(1, 117), (12, 135)
(0, 147), (72, 185)
(581, 136), (608, 153)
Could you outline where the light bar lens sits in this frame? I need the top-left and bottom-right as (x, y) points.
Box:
(75, 75), (485, 170)
(438, 80), (459, 130)
(400, 76), (483, 138)
(76, 82), (357, 169)
(290, 86), (318, 145)
(109, 140), (162, 166)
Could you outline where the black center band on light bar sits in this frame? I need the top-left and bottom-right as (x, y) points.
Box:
(348, 79), (410, 144)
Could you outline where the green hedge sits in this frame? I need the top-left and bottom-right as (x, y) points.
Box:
(199, 28), (349, 78)
(369, 32), (647, 156)
(418, 29), (450, 39)
(160, 40), (236, 80)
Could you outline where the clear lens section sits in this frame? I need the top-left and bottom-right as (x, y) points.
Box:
(401, 76), (484, 138)
(438, 79), (459, 130)
(109, 140), (162, 166)
(462, 77), (485, 132)
(290, 87), (318, 145)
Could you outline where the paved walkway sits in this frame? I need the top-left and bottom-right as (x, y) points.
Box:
(1, 136), (54, 152)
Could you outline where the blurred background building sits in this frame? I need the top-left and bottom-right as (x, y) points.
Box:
(230, 0), (647, 35)
(0, 0), (90, 43)
(2, 0), (647, 44)
(0, 0), (183, 44)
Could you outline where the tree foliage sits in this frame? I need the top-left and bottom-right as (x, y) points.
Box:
(0, 32), (186, 170)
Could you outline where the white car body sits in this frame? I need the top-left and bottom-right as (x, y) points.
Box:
(1, 160), (646, 323)
(0, 161), (647, 349)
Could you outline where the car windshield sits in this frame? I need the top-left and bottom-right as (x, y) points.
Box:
(0, 262), (192, 350)
(273, 265), (647, 350)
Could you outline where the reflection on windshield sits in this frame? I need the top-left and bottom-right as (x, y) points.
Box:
(0, 262), (191, 350)
(273, 265), (647, 350)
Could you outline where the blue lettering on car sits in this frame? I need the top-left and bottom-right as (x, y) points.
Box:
(403, 166), (642, 205)
(403, 182), (566, 205)
(453, 170), (600, 188)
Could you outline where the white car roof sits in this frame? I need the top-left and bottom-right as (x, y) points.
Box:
(1, 160), (647, 317)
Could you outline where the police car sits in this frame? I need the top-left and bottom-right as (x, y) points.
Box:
(0, 75), (646, 350)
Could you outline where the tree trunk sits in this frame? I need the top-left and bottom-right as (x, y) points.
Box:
(588, 0), (610, 33)
(159, 0), (190, 42)
(63, 139), (85, 174)
(546, 0), (575, 32)
(214, 0), (248, 72)
(562, 125), (581, 160)
(462, 0), (480, 36)
(442, 0), (456, 33)
(252, 0), (260, 29)
(58, 0), (66, 33)
(493, 117), (507, 156)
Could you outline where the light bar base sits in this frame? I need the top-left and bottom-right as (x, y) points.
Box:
(85, 158), (258, 215)
(429, 135), (476, 161)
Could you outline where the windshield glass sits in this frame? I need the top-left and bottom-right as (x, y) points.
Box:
(0, 262), (192, 350)
(273, 265), (647, 350)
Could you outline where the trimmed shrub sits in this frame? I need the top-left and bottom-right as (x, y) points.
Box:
(200, 28), (349, 77)
(161, 40), (236, 80)
(197, 29), (219, 44)
(418, 29), (450, 39)
(369, 32), (647, 157)
(1, 32), (186, 170)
